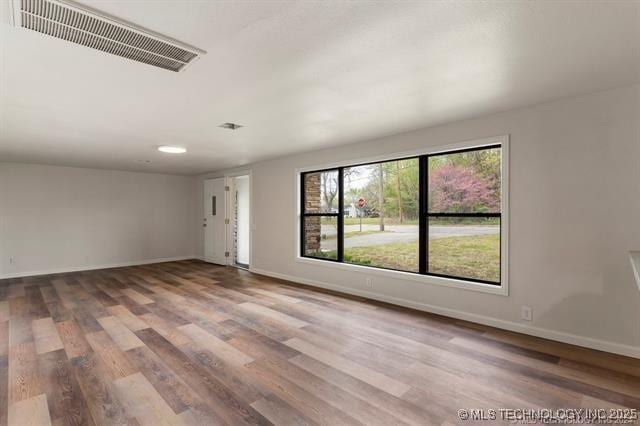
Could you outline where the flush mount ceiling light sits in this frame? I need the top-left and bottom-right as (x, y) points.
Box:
(219, 122), (243, 130)
(158, 146), (186, 154)
(10, 0), (206, 72)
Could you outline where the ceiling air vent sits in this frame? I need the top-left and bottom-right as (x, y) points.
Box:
(219, 123), (243, 130)
(10, 0), (206, 72)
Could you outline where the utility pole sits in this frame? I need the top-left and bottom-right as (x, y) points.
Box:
(396, 161), (403, 224)
(378, 163), (385, 232)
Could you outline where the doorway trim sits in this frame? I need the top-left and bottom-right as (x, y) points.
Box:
(225, 169), (252, 269)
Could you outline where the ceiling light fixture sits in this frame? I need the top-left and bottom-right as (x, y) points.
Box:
(219, 122), (243, 130)
(158, 146), (186, 154)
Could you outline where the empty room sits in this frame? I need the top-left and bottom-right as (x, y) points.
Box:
(1, 0), (639, 425)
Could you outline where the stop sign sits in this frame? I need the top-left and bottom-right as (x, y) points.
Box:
(357, 197), (366, 208)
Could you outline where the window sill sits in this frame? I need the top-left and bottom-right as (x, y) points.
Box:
(294, 256), (508, 296)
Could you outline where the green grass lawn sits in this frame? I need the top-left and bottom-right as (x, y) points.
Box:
(427, 234), (500, 282)
(338, 234), (500, 282)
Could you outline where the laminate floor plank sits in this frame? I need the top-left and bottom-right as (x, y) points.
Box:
(56, 319), (91, 360)
(283, 337), (411, 398)
(38, 349), (93, 426)
(7, 284), (25, 299)
(135, 327), (269, 426)
(250, 394), (317, 426)
(0, 301), (9, 323)
(481, 329), (640, 377)
(138, 313), (192, 347)
(450, 335), (640, 398)
(70, 307), (102, 335)
(127, 345), (208, 417)
(0, 354), (8, 426)
(0, 321), (7, 358)
(254, 356), (411, 426)
(119, 289), (154, 306)
(113, 372), (183, 426)
(97, 316), (145, 351)
(45, 301), (72, 323)
(8, 317), (32, 348)
(248, 288), (303, 305)
(1, 260), (639, 425)
(7, 393), (51, 426)
(32, 317), (64, 355)
(180, 343), (268, 405)
(107, 305), (150, 332)
(289, 354), (439, 426)
(222, 319), (300, 361)
(84, 331), (137, 380)
(134, 281), (185, 304)
(71, 352), (135, 426)
(8, 342), (42, 405)
(95, 283), (122, 299)
(178, 323), (254, 367)
(246, 358), (362, 426)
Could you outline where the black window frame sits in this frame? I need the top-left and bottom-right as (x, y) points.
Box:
(300, 144), (502, 285)
(300, 168), (344, 262)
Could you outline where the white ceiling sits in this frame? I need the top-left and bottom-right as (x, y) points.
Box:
(1, 1), (639, 175)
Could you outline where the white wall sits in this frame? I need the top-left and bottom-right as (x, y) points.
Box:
(0, 163), (198, 277)
(234, 175), (251, 265)
(197, 85), (640, 356)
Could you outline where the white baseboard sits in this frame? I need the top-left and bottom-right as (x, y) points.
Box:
(0, 255), (197, 280)
(250, 267), (640, 359)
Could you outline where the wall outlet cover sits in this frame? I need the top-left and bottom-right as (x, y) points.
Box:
(521, 305), (533, 321)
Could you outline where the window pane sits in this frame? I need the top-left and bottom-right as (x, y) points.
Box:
(303, 216), (338, 260)
(428, 147), (501, 213)
(304, 170), (339, 213)
(343, 158), (419, 272)
(428, 217), (500, 282)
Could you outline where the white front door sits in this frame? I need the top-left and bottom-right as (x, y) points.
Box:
(203, 178), (227, 265)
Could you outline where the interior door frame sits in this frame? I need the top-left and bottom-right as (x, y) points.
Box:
(225, 169), (252, 269)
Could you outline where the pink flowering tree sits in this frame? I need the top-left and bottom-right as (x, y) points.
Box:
(429, 164), (499, 213)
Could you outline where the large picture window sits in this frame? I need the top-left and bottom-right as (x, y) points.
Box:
(300, 142), (506, 286)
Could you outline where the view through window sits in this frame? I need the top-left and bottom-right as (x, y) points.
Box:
(301, 144), (503, 284)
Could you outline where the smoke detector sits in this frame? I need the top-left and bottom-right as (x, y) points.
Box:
(10, 0), (206, 72)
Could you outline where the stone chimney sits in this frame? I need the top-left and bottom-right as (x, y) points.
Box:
(304, 173), (322, 253)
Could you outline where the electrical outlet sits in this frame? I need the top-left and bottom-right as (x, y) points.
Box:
(365, 278), (373, 289)
(521, 305), (533, 321)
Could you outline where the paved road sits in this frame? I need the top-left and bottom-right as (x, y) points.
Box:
(321, 224), (498, 250)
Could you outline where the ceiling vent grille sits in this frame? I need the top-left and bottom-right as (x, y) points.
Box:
(11, 0), (206, 72)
